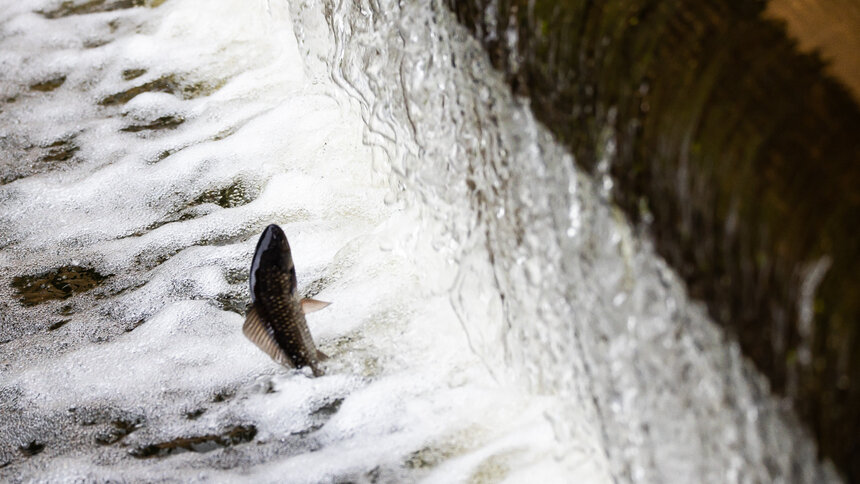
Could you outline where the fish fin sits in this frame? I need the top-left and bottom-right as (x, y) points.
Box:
(316, 350), (329, 361)
(242, 305), (294, 368)
(301, 298), (331, 314)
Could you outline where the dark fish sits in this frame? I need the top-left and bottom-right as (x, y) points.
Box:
(243, 224), (330, 376)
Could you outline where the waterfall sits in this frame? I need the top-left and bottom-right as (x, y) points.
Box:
(0, 0), (839, 482)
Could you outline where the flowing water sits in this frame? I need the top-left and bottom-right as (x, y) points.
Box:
(0, 0), (841, 482)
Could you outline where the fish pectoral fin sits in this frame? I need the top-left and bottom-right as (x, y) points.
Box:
(300, 298), (332, 314)
(242, 306), (294, 368)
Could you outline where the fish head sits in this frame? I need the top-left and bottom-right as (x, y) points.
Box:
(249, 224), (297, 304)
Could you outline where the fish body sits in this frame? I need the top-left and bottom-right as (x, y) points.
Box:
(243, 224), (329, 376)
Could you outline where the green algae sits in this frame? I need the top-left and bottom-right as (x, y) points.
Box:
(404, 444), (459, 470)
(29, 76), (66, 92)
(223, 267), (248, 286)
(467, 451), (515, 484)
(214, 293), (248, 316)
(192, 179), (258, 209)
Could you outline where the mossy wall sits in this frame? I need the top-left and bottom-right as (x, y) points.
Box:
(446, 0), (860, 480)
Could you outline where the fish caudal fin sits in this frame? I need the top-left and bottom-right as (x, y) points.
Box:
(242, 305), (294, 368)
(301, 298), (331, 314)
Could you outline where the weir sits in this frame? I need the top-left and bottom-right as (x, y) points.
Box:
(0, 0), (854, 482)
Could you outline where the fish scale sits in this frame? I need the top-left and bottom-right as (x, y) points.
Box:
(243, 224), (328, 376)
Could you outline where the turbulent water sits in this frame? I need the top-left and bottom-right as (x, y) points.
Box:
(0, 0), (840, 483)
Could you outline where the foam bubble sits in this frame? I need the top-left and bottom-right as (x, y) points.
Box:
(0, 0), (573, 481)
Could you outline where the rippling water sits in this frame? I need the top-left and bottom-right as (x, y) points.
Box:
(0, 0), (840, 482)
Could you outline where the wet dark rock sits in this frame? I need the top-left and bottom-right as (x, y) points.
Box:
(214, 293), (249, 316)
(11, 266), (110, 307)
(146, 125), (240, 164)
(0, 136), (81, 185)
(223, 267), (248, 286)
(94, 418), (142, 445)
(185, 409), (206, 420)
(295, 397), (344, 437)
(83, 38), (111, 49)
(121, 68), (146, 81)
(29, 76), (66, 92)
(211, 389), (235, 403)
(130, 425), (257, 459)
(120, 114), (185, 132)
(114, 180), (257, 249)
(192, 179), (258, 209)
(198, 228), (260, 247)
(119, 211), (200, 240)
(47, 320), (70, 331)
(38, 138), (79, 163)
(37, 0), (168, 19)
(301, 276), (331, 300)
(19, 441), (44, 457)
(123, 318), (147, 332)
(447, 0), (860, 480)
(99, 75), (224, 106)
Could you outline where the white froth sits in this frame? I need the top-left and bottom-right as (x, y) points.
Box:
(0, 0), (838, 483)
(0, 0), (570, 482)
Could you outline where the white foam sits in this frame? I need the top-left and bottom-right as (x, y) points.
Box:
(0, 0), (576, 482)
(0, 0), (838, 482)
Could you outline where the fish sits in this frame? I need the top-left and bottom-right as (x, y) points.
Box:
(243, 224), (330, 376)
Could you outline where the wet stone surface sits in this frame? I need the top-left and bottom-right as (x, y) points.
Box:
(129, 425), (257, 459)
(121, 68), (146, 81)
(18, 442), (44, 458)
(192, 179), (259, 209)
(0, 136), (81, 185)
(38, 138), (80, 163)
(11, 266), (109, 307)
(47, 320), (70, 331)
(29, 76), (66, 92)
(99, 75), (224, 106)
(37, 0), (168, 19)
(120, 114), (185, 133)
(214, 292), (249, 316)
(116, 180), (259, 242)
(297, 397), (344, 436)
(94, 418), (142, 445)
